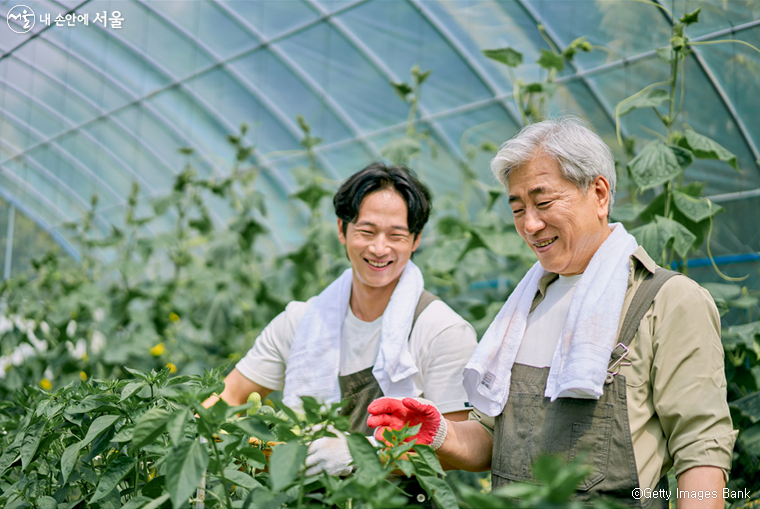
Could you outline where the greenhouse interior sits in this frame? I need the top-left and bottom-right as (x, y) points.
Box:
(1, 0), (759, 507)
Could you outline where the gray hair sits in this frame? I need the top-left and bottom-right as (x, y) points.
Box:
(490, 117), (616, 209)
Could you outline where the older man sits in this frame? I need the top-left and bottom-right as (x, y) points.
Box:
(368, 118), (736, 508)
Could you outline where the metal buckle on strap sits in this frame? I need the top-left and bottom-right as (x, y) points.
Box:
(605, 343), (632, 384)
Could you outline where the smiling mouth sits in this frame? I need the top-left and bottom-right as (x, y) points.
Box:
(366, 259), (392, 268)
(534, 237), (558, 248)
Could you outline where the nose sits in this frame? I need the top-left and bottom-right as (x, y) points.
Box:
(523, 207), (545, 236)
(368, 235), (390, 256)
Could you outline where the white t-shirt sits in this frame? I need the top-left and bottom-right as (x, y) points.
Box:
(514, 274), (581, 368)
(236, 298), (477, 414)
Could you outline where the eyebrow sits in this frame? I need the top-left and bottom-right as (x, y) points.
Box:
(508, 186), (548, 203)
(355, 221), (410, 232)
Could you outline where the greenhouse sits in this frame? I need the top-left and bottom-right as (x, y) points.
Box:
(0, 0), (759, 508)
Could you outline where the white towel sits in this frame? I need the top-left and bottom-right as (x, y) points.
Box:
(283, 260), (424, 410)
(463, 223), (638, 417)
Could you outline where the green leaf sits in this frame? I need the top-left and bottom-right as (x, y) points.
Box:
(672, 191), (723, 223)
(120, 382), (146, 402)
(120, 496), (153, 509)
(81, 414), (120, 448)
(0, 438), (21, 477)
(682, 129), (739, 170)
(627, 140), (683, 190)
(268, 442), (307, 492)
(410, 445), (444, 476)
(739, 423), (760, 456)
(425, 238), (469, 273)
(229, 417), (275, 443)
(165, 440), (209, 509)
(702, 283), (742, 301)
(656, 47), (676, 63)
(679, 7), (701, 25)
(669, 144), (694, 169)
(731, 392), (760, 424)
(471, 229), (533, 258)
(166, 408), (191, 445)
(730, 294), (759, 310)
(417, 475), (458, 509)
(380, 137), (421, 166)
(221, 469), (262, 490)
(346, 433), (385, 481)
(60, 442), (81, 483)
(482, 47), (523, 67)
(630, 215), (696, 259)
(91, 455), (137, 503)
(617, 88), (669, 117)
(123, 367), (150, 381)
(536, 49), (564, 71)
(722, 321), (760, 356)
(20, 420), (45, 471)
(458, 485), (507, 508)
(141, 493), (171, 509)
(132, 408), (170, 449)
(290, 184), (332, 212)
(36, 496), (58, 509)
(390, 81), (413, 101)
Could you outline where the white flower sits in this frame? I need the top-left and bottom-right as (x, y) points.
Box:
(26, 330), (47, 352)
(93, 308), (106, 322)
(11, 344), (34, 365)
(0, 356), (9, 378)
(66, 339), (87, 360)
(44, 368), (53, 380)
(0, 316), (13, 335)
(13, 315), (26, 332)
(66, 320), (77, 337)
(91, 330), (106, 354)
(40, 321), (50, 336)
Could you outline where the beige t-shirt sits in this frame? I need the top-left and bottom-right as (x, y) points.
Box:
(470, 247), (737, 490)
(237, 298), (477, 414)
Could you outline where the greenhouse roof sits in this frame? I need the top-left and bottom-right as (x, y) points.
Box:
(1, 0), (759, 261)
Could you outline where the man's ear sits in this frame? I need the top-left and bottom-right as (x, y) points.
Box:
(337, 218), (347, 245)
(412, 229), (422, 252)
(592, 176), (611, 219)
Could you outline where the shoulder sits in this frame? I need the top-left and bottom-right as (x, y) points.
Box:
(267, 298), (316, 340)
(412, 298), (477, 344)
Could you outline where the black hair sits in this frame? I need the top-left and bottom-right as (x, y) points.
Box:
(333, 162), (432, 238)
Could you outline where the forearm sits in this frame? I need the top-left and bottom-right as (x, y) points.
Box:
(436, 419), (493, 472)
(202, 368), (272, 408)
(677, 466), (725, 509)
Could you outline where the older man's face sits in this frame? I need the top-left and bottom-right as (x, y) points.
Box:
(508, 154), (610, 276)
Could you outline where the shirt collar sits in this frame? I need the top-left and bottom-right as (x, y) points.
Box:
(536, 245), (655, 298)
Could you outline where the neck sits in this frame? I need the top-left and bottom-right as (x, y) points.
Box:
(349, 274), (400, 322)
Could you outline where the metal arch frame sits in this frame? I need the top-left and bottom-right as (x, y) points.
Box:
(0, 136), (100, 234)
(0, 78), (140, 205)
(649, 0), (760, 164)
(209, 0), (382, 160)
(135, 0), (342, 180)
(511, 0), (630, 138)
(303, 0), (470, 165)
(406, 0), (525, 130)
(39, 2), (296, 198)
(0, 175), (79, 260)
(0, 109), (113, 232)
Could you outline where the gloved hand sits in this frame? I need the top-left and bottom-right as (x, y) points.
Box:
(366, 397), (448, 450)
(305, 428), (354, 477)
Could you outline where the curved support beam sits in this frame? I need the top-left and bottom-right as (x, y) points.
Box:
(304, 0), (468, 164)
(210, 0), (381, 160)
(512, 0), (628, 138)
(406, 0), (524, 129)
(135, 0), (342, 180)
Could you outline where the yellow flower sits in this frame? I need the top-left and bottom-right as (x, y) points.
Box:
(79, 371), (88, 381)
(169, 312), (180, 323)
(166, 362), (177, 374)
(40, 378), (52, 390)
(150, 343), (165, 356)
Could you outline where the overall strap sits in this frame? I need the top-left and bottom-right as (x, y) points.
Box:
(411, 290), (440, 332)
(618, 268), (680, 348)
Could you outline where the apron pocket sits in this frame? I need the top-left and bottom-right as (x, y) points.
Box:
(565, 401), (614, 491)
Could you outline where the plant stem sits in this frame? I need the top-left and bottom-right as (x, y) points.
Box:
(210, 437), (233, 509)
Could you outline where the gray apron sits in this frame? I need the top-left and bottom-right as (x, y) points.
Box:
(338, 290), (440, 507)
(492, 268), (678, 508)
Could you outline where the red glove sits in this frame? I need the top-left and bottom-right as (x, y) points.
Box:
(366, 397), (448, 450)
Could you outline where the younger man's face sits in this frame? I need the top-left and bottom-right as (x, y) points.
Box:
(337, 188), (421, 292)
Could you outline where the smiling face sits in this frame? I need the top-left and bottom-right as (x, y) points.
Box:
(338, 188), (421, 292)
(508, 154), (611, 276)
